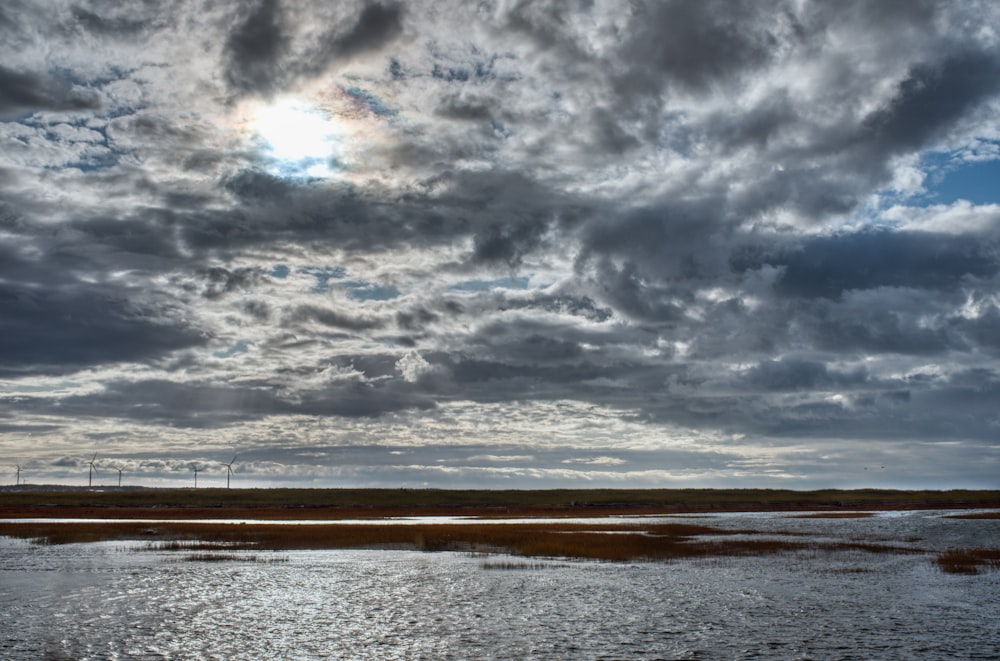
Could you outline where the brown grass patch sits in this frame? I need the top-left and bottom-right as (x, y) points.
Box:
(934, 548), (1000, 574)
(0, 519), (924, 564)
(944, 511), (1000, 520)
(480, 560), (556, 570)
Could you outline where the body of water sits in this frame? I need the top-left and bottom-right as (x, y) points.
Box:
(2, 510), (998, 659)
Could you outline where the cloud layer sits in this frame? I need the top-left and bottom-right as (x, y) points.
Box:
(3, 0), (1000, 488)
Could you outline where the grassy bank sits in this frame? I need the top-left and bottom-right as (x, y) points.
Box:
(2, 487), (998, 519)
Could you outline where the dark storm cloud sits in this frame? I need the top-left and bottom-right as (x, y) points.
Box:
(0, 65), (101, 116)
(618, 0), (779, 94)
(438, 318), (668, 401)
(434, 93), (494, 121)
(736, 230), (999, 299)
(67, 213), (185, 262)
(395, 307), (439, 332)
(957, 305), (1000, 353)
(223, 0), (402, 98)
(703, 92), (798, 151)
(200, 266), (268, 300)
(589, 259), (687, 323)
(0, 422), (62, 434)
(472, 221), (550, 267)
(740, 50), (1000, 221)
(741, 359), (867, 392)
(801, 305), (954, 355)
(287, 304), (387, 332)
(223, 0), (289, 97)
(864, 50), (1000, 156)
(11, 373), (437, 427)
(222, 169), (295, 202)
(188, 167), (582, 264)
(573, 199), (732, 324)
(311, 2), (402, 67)
(581, 201), (727, 274)
(747, 368), (1000, 442)
(0, 281), (206, 377)
(446, 356), (604, 392)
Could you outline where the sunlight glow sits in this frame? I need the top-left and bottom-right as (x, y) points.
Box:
(253, 99), (342, 178)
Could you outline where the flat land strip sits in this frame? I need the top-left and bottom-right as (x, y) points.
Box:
(2, 487), (998, 520)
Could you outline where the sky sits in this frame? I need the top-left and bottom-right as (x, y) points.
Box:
(2, 1), (1000, 490)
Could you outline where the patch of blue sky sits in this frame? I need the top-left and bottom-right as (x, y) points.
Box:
(922, 150), (1000, 206)
(18, 111), (136, 173)
(263, 154), (336, 179)
(301, 265), (346, 292)
(449, 276), (531, 292)
(432, 64), (470, 82)
(213, 340), (250, 359)
(342, 86), (396, 118)
(105, 103), (144, 120)
(57, 147), (121, 172)
(270, 264), (290, 279)
(342, 281), (400, 301)
(388, 58), (405, 80)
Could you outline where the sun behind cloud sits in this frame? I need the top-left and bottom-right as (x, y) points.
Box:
(250, 97), (343, 178)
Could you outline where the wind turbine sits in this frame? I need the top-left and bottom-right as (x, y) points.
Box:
(114, 465), (124, 488)
(222, 455), (238, 489)
(15, 464), (21, 486)
(192, 463), (200, 488)
(88, 453), (98, 487)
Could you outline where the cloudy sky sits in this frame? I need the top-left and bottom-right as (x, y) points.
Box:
(3, 1), (1000, 490)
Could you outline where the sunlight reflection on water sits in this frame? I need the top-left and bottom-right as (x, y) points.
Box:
(1, 510), (998, 660)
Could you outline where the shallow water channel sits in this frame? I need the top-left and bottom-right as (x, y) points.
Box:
(2, 510), (998, 660)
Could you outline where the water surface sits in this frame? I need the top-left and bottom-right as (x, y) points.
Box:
(2, 510), (997, 660)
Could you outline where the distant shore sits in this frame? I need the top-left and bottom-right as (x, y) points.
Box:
(2, 487), (998, 520)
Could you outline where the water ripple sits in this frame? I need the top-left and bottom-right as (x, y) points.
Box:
(1, 512), (998, 659)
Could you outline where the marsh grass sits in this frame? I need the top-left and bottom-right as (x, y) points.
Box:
(0, 519), (924, 564)
(150, 540), (255, 551)
(181, 552), (288, 563)
(934, 548), (1000, 574)
(480, 560), (556, 570)
(944, 511), (1000, 520)
(184, 552), (259, 562)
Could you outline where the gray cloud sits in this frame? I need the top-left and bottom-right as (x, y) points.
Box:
(0, 65), (101, 116)
(223, 0), (403, 99)
(736, 230), (999, 299)
(3, 0), (1000, 488)
(0, 281), (206, 377)
(223, 0), (289, 98)
(617, 0), (781, 94)
(864, 50), (1000, 156)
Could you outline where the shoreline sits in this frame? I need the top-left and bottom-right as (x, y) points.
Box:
(1, 487), (999, 520)
(2, 502), (999, 521)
